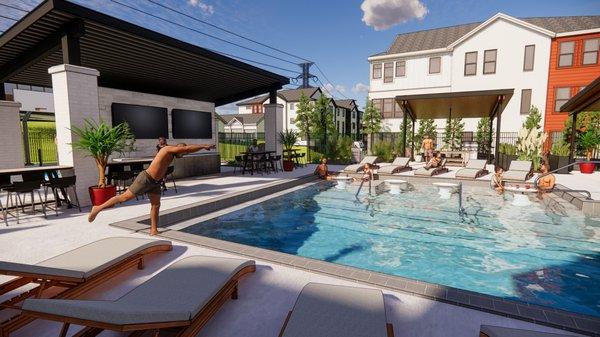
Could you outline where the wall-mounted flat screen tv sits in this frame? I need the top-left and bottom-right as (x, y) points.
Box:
(171, 109), (212, 139)
(111, 103), (168, 139)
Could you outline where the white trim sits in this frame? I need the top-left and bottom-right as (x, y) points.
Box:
(556, 28), (600, 37)
(368, 48), (448, 61)
(448, 13), (554, 49)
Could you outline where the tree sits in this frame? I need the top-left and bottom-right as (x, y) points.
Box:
(443, 117), (464, 151)
(414, 118), (436, 150)
(516, 105), (547, 170)
(397, 119), (414, 156)
(312, 94), (335, 152)
(295, 93), (313, 161)
(475, 117), (492, 154)
(362, 98), (382, 154)
(562, 111), (600, 155)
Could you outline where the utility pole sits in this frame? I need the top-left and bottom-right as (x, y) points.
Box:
(295, 62), (317, 88)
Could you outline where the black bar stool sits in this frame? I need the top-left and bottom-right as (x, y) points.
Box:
(4, 180), (47, 224)
(161, 166), (177, 194)
(44, 176), (81, 215)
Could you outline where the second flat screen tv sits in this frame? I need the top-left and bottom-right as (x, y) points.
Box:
(171, 109), (212, 139)
(111, 103), (168, 139)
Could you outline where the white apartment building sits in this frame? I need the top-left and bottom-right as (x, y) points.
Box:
(368, 13), (594, 134)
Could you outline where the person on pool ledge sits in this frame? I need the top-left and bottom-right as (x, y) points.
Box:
(88, 143), (215, 235)
(536, 162), (555, 199)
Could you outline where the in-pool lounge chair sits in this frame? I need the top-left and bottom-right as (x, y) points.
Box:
(455, 159), (489, 179)
(414, 158), (448, 177)
(21, 256), (255, 337)
(0, 237), (172, 337)
(378, 157), (411, 174)
(503, 160), (533, 181)
(480, 325), (574, 337)
(343, 156), (380, 173)
(278, 283), (394, 337)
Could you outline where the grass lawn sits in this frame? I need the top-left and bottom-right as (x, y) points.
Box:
(24, 121), (58, 164)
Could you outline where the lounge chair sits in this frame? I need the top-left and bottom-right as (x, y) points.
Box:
(278, 283), (394, 337)
(343, 156), (380, 173)
(0, 237), (172, 337)
(480, 325), (574, 337)
(414, 158), (448, 177)
(378, 157), (411, 174)
(455, 159), (489, 179)
(21, 256), (255, 337)
(503, 160), (533, 181)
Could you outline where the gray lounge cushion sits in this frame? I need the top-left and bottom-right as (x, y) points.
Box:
(22, 256), (255, 325)
(0, 237), (171, 280)
(455, 168), (481, 178)
(344, 156), (379, 172)
(281, 283), (388, 337)
(465, 159), (487, 170)
(508, 160), (532, 172)
(503, 170), (530, 181)
(481, 325), (575, 337)
(378, 157), (411, 174)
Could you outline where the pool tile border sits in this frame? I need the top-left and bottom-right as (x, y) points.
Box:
(111, 175), (600, 336)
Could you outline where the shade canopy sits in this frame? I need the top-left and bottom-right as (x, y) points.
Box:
(396, 89), (513, 120)
(0, 0), (289, 106)
(561, 75), (600, 115)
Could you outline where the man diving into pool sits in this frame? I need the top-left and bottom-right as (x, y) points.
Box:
(88, 143), (215, 235)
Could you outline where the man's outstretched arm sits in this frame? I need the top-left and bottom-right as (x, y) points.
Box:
(168, 144), (215, 155)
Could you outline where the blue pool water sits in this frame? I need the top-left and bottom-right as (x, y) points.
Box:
(181, 181), (600, 316)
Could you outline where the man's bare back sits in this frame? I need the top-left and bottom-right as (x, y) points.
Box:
(147, 144), (213, 180)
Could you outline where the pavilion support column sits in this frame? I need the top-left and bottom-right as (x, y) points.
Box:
(494, 112), (502, 169)
(488, 115), (494, 164)
(401, 108), (408, 157)
(0, 101), (24, 169)
(49, 64), (100, 207)
(264, 103), (283, 156)
(568, 112), (578, 170)
(411, 117), (416, 161)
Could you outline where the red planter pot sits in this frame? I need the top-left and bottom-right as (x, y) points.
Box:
(578, 162), (596, 174)
(89, 185), (117, 206)
(282, 160), (294, 172)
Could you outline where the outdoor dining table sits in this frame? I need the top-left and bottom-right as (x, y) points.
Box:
(239, 151), (276, 175)
(0, 165), (74, 208)
(106, 157), (154, 185)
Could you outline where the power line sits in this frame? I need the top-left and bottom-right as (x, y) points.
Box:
(216, 50), (301, 75)
(0, 3), (30, 13)
(314, 63), (350, 99)
(145, 0), (312, 63)
(109, 0), (299, 66)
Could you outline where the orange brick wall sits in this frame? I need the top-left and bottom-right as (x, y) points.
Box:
(544, 32), (600, 134)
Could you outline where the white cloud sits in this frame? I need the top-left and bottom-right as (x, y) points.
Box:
(361, 0), (427, 31)
(215, 102), (237, 115)
(352, 82), (370, 93)
(188, 0), (215, 16)
(322, 83), (347, 96)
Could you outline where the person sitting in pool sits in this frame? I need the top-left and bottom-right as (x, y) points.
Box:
(424, 151), (442, 170)
(491, 166), (504, 194)
(536, 163), (555, 199)
(361, 163), (374, 181)
(314, 158), (332, 180)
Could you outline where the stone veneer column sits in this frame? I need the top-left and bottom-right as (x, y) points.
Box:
(264, 103), (283, 155)
(0, 101), (24, 169)
(49, 64), (100, 206)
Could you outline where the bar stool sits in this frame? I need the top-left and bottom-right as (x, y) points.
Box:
(161, 166), (177, 194)
(233, 155), (244, 174)
(4, 180), (47, 224)
(0, 175), (10, 226)
(44, 176), (81, 215)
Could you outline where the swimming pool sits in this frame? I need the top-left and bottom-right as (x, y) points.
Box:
(180, 181), (600, 317)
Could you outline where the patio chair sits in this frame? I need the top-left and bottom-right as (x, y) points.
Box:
(503, 160), (533, 181)
(278, 283), (394, 337)
(343, 156), (380, 173)
(21, 256), (256, 337)
(161, 165), (177, 194)
(0, 237), (172, 337)
(43, 176), (81, 215)
(455, 159), (489, 179)
(3, 180), (47, 224)
(233, 155), (244, 174)
(377, 157), (411, 174)
(480, 325), (574, 337)
(414, 158), (449, 177)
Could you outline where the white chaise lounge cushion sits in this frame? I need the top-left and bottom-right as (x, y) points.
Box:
(465, 159), (487, 169)
(344, 156), (379, 172)
(455, 159), (488, 178)
(503, 160), (532, 181)
(22, 256), (255, 325)
(378, 157), (410, 174)
(480, 325), (574, 337)
(0, 237), (171, 280)
(281, 283), (388, 337)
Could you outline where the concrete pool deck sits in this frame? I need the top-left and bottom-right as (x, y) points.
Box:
(0, 165), (596, 336)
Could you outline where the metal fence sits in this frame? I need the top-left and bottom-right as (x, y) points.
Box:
(24, 130), (58, 165)
(218, 132), (265, 142)
(369, 131), (519, 149)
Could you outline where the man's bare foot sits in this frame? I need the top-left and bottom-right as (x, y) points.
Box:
(88, 206), (101, 222)
(149, 229), (159, 236)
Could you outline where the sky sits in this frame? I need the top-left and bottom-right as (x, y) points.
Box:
(1, 0), (599, 114)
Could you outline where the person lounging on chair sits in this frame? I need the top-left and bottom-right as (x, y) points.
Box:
(414, 153), (448, 177)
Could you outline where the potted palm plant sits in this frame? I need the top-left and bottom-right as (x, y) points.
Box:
(71, 119), (135, 205)
(278, 129), (299, 171)
(577, 129), (600, 174)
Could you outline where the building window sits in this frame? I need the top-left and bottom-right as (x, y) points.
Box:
(352, 111), (356, 118)
(383, 62), (394, 83)
(523, 45), (535, 71)
(246, 106), (251, 111)
(290, 118), (295, 124)
(16, 84), (31, 90)
(372, 63), (382, 79)
(464, 51), (477, 76)
(483, 49), (497, 74)
(352, 122), (356, 130)
(583, 39), (599, 65)
(372, 99), (383, 115)
(289, 103), (295, 110)
(554, 87), (571, 112)
(395, 60), (406, 77)
(558, 41), (574, 67)
(429, 57), (441, 74)
(383, 98), (394, 118)
(520, 89), (532, 114)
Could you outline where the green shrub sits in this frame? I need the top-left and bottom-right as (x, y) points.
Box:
(551, 139), (570, 156)
(372, 140), (394, 162)
(499, 143), (516, 155)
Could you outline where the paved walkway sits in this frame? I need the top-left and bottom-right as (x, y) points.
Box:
(0, 165), (584, 337)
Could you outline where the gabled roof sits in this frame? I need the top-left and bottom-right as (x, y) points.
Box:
(236, 94), (269, 106)
(374, 15), (600, 57)
(220, 113), (264, 125)
(332, 99), (357, 110)
(278, 87), (321, 102)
